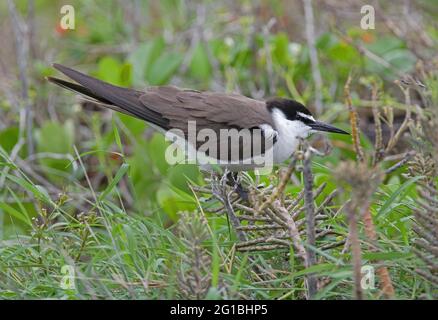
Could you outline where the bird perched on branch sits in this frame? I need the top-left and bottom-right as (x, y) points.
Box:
(48, 63), (348, 173)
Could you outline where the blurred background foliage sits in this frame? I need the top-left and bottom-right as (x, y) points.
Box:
(0, 0), (437, 299)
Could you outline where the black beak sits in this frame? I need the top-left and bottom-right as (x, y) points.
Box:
(310, 121), (349, 135)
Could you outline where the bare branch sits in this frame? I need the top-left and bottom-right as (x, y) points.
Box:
(303, 0), (323, 114)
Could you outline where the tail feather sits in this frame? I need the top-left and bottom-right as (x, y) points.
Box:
(48, 77), (138, 117)
(47, 76), (112, 104)
(49, 63), (168, 129)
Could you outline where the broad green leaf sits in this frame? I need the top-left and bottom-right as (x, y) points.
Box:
(167, 164), (200, 193)
(128, 38), (165, 85)
(97, 56), (122, 85)
(35, 120), (74, 182)
(189, 44), (212, 82)
(147, 52), (183, 85)
(119, 63), (133, 87)
(147, 133), (170, 175)
(272, 32), (290, 66)
(0, 127), (20, 154)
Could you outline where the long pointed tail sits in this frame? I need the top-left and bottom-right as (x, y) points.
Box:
(47, 76), (112, 104)
(47, 63), (168, 129)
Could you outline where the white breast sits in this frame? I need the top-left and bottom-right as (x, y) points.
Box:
(271, 108), (311, 163)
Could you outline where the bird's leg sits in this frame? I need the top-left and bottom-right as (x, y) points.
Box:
(226, 172), (249, 201)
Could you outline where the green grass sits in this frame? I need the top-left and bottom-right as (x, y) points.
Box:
(0, 144), (435, 299)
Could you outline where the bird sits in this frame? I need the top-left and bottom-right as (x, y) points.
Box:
(47, 63), (348, 173)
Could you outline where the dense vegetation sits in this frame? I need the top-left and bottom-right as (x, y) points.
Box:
(0, 0), (437, 299)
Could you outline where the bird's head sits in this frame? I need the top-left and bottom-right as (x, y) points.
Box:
(266, 98), (349, 138)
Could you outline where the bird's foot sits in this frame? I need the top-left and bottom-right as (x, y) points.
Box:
(226, 172), (249, 202)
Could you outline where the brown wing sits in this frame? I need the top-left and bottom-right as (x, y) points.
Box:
(138, 86), (273, 133)
(138, 87), (276, 162)
(139, 87), (276, 161)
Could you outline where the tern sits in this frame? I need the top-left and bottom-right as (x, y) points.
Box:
(48, 63), (348, 172)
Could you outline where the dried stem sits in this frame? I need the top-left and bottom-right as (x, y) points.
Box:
(257, 157), (297, 213)
(344, 74), (364, 162)
(302, 145), (317, 298)
(272, 201), (307, 264)
(213, 174), (247, 242)
(7, 0), (34, 156)
(385, 82), (412, 153)
(346, 202), (363, 300)
(371, 82), (384, 165)
(303, 0), (323, 114)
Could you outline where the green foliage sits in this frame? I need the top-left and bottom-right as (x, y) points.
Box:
(0, 127), (20, 154)
(34, 120), (75, 183)
(189, 44), (212, 82)
(96, 57), (132, 86)
(1, 0), (437, 300)
(365, 36), (416, 77)
(127, 38), (183, 86)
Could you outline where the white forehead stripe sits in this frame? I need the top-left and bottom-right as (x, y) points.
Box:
(297, 112), (315, 121)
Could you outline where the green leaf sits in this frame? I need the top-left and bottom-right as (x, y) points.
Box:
(363, 251), (412, 261)
(383, 49), (416, 73)
(118, 114), (147, 138)
(35, 120), (74, 154)
(97, 57), (122, 85)
(167, 164), (200, 193)
(0, 162), (18, 170)
(119, 63), (133, 87)
(156, 185), (196, 221)
(5, 174), (52, 204)
(112, 117), (124, 154)
(292, 263), (342, 277)
(0, 202), (32, 226)
(122, 224), (138, 256)
(272, 32), (290, 66)
(147, 133), (170, 175)
(189, 44), (212, 81)
(147, 52), (182, 85)
(35, 120), (74, 182)
(377, 176), (423, 218)
(99, 163), (130, 200)
(364, 36), (415, 77)
(0, 127), (20, 154)
(366, 36), (405, 55)
(128, 38), (165, 85)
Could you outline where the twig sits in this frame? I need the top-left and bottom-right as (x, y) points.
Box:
(7, 0), (34, 156)
(385, 81), (412, 153)
(346, 201), (363, 300)
(211, 172), (247, 241)
(303, 0), (323, 114)
(371, 82), (384, 165)
(302, 144), (317, 299)
(363, 206), (396, 298)
(344, 74), (364, 162)
(262, 18), (277, 94)
(385, 151), (416, 174)
(272, 201), (307, 264)
(257, 157), (298, 214)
